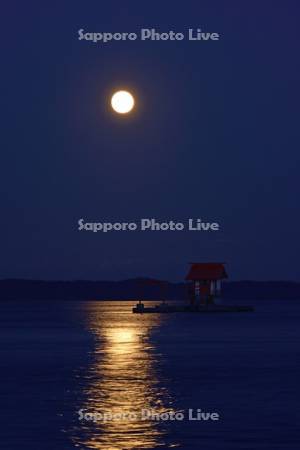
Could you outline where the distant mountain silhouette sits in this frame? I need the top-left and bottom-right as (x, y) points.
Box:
(0, 278), (299, 301)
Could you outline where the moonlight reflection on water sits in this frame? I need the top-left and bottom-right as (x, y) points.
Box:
(71, 302), (178, 449)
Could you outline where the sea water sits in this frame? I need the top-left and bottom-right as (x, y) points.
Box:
(0, 299), (299, 449)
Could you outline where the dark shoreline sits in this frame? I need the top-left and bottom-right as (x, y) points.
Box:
(0, 279), (300, 301)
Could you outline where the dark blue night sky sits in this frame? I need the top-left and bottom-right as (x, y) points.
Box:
(2, 1), (300, 281)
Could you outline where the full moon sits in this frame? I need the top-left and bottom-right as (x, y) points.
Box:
(111, 90), (135, 114)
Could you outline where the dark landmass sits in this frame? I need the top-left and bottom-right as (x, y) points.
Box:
(0, 278), (300, 301)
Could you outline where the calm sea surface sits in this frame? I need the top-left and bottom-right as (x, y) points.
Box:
(0, 300), (299, 449)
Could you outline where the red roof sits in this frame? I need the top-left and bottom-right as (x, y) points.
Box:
(185, 263), (228, 281)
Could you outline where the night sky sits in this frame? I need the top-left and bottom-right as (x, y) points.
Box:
(2, 1), (300, 281)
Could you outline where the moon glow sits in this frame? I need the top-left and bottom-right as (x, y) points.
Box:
(111, 90), (135, 114)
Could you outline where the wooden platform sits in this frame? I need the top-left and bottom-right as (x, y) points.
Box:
(132, 303), (254, 313)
